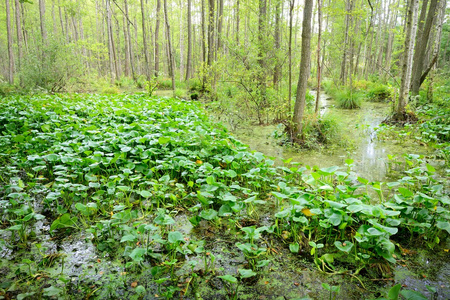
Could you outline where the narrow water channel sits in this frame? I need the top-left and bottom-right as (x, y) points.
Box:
(232, 91), (431, 182)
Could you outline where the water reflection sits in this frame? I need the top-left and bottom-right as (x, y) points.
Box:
(232, 92), (431, 182)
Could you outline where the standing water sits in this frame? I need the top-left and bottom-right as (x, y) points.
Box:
(232, 91), (431, 181)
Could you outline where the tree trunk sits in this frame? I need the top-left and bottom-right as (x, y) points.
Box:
(236, 0), (240, 46)
(207, 0), (215, 67)
(292, 0), (313, 139)
(106, 0), (118, 81)
(140, 0), (151, 80)
(6, 0), (15, 84)
(273, 0), (281, 87)
(39, 0), (47, 41)
(257, 0), (267, 113)
(340, 0), (351, 86)
(217, 0), (224, 54)
(397, 0), (419, 116)
(14, 0), (22, 71)
(124, 0), (135, 80)
(288, 0), (294, 112)
(185, 0), (192, 81)
(154, 0), (161, 77)
(163, 0), (175, 92)
(315, 0), (322, 114)
(411, 0), (438, 95)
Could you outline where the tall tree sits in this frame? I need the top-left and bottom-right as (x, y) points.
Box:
(185, 0), (192, 80)
(397, 0), (419, 117)
(6, 0), (14, 84)
(39, 0), (47, 41)
(14, 0), (23, 71)
(315, 0), (323, 114)
(273, 0), (281, 87)
(163, 0), (175, 92)
(207, 0), (215, 67)
(106, 0), (118, 81)
(292, 0), (313, 139)
(411, 0), (438, 95)
(140, 0), (151, 80)
(154, 0), (161, 77)
(257, 0), (267, 108)
(288, 0), (294, 112)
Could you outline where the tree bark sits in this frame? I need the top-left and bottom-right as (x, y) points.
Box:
(154, 0), (161, 77)
(411, 0), (438, 95)
(288, 0), (294, 112)
(6, 0), (15, 84)
(163, 0), (175, 92)
(207, 0), (215, 67)
(140, 0), (151, 80)
(14, 0), (22, 71)
(236, 0), (240, 46)
(106, 0), (118, 81)
(340, 0), (352, 86)
(292, 0), (313, 139)
(185, 0), (192, 81)
(315, 0), (322, 114)
(397, 0), (419, 116)
(39, 0), (47, 41)
(124, 0), (135, 79)
(257, 0), (267, 111)
(273, 0), (281, 87)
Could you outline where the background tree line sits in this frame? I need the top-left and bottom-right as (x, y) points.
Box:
(1, 0), (449, 135)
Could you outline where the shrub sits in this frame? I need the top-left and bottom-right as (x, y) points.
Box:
(367, 84), (392, 102)
(19, 37), (82, 92)
(335, 89), (362, 109)
(300, 113), (344, 148)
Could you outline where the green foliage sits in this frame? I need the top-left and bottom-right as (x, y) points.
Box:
(18, 38), (82, 92)
(300, 113), (345, 148)
(335, 89), (363, 109)
(0, 94), (448, 299)
(367, 84), (392, 102)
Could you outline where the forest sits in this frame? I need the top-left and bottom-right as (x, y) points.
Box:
(0, 0), (449, 299)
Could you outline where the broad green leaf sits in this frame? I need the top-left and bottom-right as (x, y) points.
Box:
(218, 275), (237, 283)
(238, 268), (257, 278)
(334, 241), (354, 253)
(168, 231), (184, 244)
(200, 209), (218, 220)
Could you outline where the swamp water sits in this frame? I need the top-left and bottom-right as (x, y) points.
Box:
(232, 92), (433, 182)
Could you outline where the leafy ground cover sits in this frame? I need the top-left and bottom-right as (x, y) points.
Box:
(0, 94), (449, 299)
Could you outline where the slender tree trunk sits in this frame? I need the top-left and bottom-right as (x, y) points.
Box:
(124, 0), (135, 80)
(411, 0), (438, 95)
(58, 0), (64, 37)
(288, 0), (294, 112)
(217, 0), (224, 54)
(106, 0), (118, 81)
(39, 0), (47, 41)
(315, 0), (322, 114)
(14, 0), (22, 71)
(292, 0), (313, 139)
(140, 0), (151, 80)
(207, 0), (215, 67)
(340, 0), (351, 86)
(273, 0), (281, 87)
(236, 0), (240, 46)
(257, 0), (267, 115)
(163, 0), (175, 92)
(6, 0), (15, 84)
(185, 0), (192, 81)
(179, 0), (184, 81)
(154, 0), (161, 77)
(397, 0), (419, 116)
